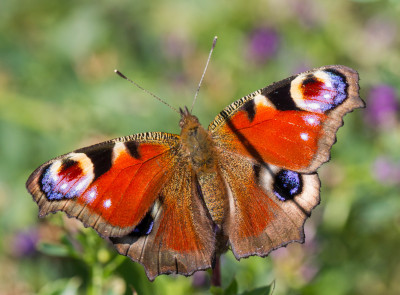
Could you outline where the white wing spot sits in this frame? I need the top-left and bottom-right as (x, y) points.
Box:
(308, 102), (321, 111)
(253, 94), (275, 107)
(303, 115), (320, 126)
(75, 180), (86, 191)
(300, 133), (309, 141)
(103, 199), (112, 208)
(60, 183), (68, 190)
(85, 188), (97, 203)
(113, 142), (126, 163)
(325, 80), (332, 88)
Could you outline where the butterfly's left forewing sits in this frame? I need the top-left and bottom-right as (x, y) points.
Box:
(27, 132), (178, 237)
(209, 65), (364, 258)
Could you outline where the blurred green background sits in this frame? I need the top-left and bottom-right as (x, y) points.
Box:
(1, 0), (400, 294)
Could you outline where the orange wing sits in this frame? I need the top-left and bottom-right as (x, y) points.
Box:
(26, 132), (215, 279)
(111, 160), (215, 280)
(209, 65), (364, 259)
(210, 65), (364, 172)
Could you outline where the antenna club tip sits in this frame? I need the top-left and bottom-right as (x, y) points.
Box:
(114, 70), (127, 79)
(212, 36), (218, 47)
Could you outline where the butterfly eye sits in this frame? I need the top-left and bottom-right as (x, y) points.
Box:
(273, 170), (302, 201)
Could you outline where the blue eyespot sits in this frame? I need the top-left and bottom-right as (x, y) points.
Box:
(273, 170), (302, 201)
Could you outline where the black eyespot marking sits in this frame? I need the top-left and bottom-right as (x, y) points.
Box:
(242, 99), (256, 121)
(126, 141), (141, 159)
(75, 143), (113, 180)
(39, 164), (53, 195)
(263, 76), (300, 111)
(61, 158), (76, 170)
(302, 74), (317, 86)
(132, 212), (154, 236)
(273, 170), (302, 201)
(253, 164), (261, 180)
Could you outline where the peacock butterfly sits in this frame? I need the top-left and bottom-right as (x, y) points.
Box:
(26, 51), (364, 280)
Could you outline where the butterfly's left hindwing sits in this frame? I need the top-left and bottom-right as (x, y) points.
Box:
(111, 160), (216, 280)
(209, 65), (364, 259)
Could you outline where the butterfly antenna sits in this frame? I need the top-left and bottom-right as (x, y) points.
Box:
(114, 70), (179, 114)
(190, 36), (218, 113)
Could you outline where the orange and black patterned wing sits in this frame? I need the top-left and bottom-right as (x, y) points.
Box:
(209, 65), (364, 258)
(26, 132), (215, 280)
(111, 160), (215, 280)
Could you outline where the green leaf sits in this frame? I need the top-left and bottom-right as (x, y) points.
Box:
(240, 282), (274, 295)
(210, 286), (224, 295)
(38, 277), (81, 295)
(37, 242), (69, 257)
(224, 278), (239, 295)
(59, 234), (81, 258)
(210, 279), (238, 295)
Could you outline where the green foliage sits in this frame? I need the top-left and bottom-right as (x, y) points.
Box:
(1, 0), (400, 294)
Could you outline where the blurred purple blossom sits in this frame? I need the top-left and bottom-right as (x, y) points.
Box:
(366, 85), (399, 128)
(192, 271), (209, 289)
(373, 156), (400, 184)
(246, 28), (279, 64)
(365, 18), (397, 51)
(292, 0), (319, 27)
(12, 228), (39, 257)
(162, 34), (191, 60)
(300, 263), (319, 282)
(270, 221), (320, 284)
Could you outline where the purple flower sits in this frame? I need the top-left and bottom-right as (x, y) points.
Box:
(300, 263), (319, 282)
(292, 0), (319, 28)
(246, 28), (279, 64)
(365, 18), (397, 52)
(12, 228), (39, 257)
(192, 271), (209, 289)
(373, 156), (400, 184)
(162, 34), (191, 60)
(366, 85), (399, 128)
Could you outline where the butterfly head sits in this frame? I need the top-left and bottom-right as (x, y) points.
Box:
(178, 105), (217, 173)
(179, 106), (200, 129)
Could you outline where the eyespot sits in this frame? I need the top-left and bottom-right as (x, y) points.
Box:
(273, 170), (302, 201)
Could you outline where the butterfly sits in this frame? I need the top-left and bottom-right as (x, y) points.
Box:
(26, 64), (364, 281)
